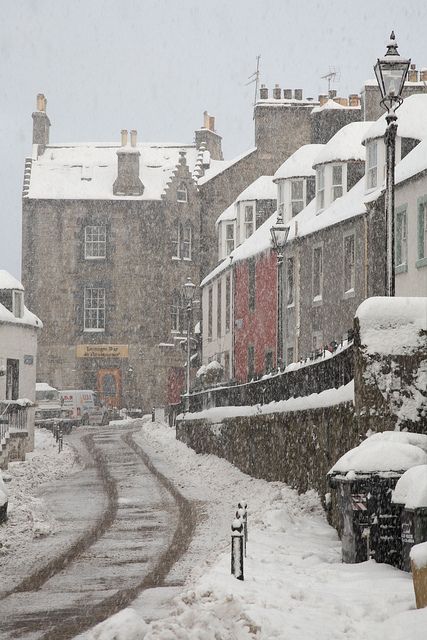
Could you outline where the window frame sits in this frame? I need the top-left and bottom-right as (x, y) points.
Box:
(286, 256), (295, 307)
(13, 290), (24, 318)
(225, 223), (235, 255)
(312, 244), (323, 303)
(225, 273), (231, 333)
(291, 179), (304, 216)
(84, 286), (106, 332)
(177, 183), (188, 203)
(182, 222), (192, 261)
(244, 204), (255, 239)
(84, 225), (107, 260)
(331, 164), (344, 202)
(343, 232), (356, 296)
(316, 166), (325, 211)
(395, 205), (408, 273)
(366, 140), (378, 190)
(417, 196), (427, 268)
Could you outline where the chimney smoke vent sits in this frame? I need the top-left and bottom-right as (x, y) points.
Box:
(273, 84), (281, 99)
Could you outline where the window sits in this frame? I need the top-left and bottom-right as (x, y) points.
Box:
(265, 350), (274, 373)
(286, 257), (295, 306)
(248, 259), (256, 312)
(417, 199), (427, 267)
(13, 291), (23, 318)
(395, 207), (407, 271)
(344, 234), (355, 292)
(291, 180), (304, 216)
(312, 332), (323, 351)
(225, 224), (234, 255)
(313, 246), (323, 301)
(85, 225), (106, 259)
(171, 292), (184, 332)
(286, 347), (294, 366)
(317, 166), (325, 210)
(367, 141), (378, 189)
(182, 223), (192, 260)
(217, 280), (222, 338)
(6, 359), (19, 400)
(84, 287), (105, 331)
(244, 205), (254, 239)
(208, 287), (213, 340)
(332, 165), (343, 201)
(177, 183), (188, 203)
(172, 221), (181, 258)
(278, 181), (285, 218)
(225, 274), (231, 332)
(247, 345), (255, 380)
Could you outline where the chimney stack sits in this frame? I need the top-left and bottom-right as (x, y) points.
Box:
(421, 68), (427, 82)
(113, 130), (144, 196)
(32, 93), (50, 155)
(130, 129), (137, 147)
(408, 63), (418, 82)
(283, 89), (292, 99)
(318, 94), (328, 106)
(294, 89), (303, 100)
(348, 94), (360, 107)
(260, 84), (268, 99)
(195, 111), (223, 160)
(273, 84), (281, 99)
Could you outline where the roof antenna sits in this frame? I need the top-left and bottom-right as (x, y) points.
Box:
(245, 55), (261, 112)
(321, 67), (340, 93)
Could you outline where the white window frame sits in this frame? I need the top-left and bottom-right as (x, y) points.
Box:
(332, 164), (343, 202)
(182, 223), (192, 261)
(277, 180), (285, 218)
(312, 245), (323, 303)
(291, 179), (304, 216)
(416, 197), (427, 268)
(12, 290), (24, 318)
(171, 292), (183, 333)
(85, 225), (106, 260)
(367, 140), (378, 190)
(316, 167), (325, 211)
(84, 287), (105, 332)
(343, 232), (355, 296)
(244, 205), (254, 239)
(177, 183), (188, 203)
(225, 223), (234, 255)
(172, 221), (181, 259)
(395, 206), (408, 273)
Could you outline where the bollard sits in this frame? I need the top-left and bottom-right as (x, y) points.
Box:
(237, 507), (247, 557)
(151, 407), (155, 422)
(58, 430), (63, 453)
(238, 500), (248, 546)
(231, 516), (244, 580)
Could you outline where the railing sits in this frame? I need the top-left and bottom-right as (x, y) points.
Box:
(185, 342), (354, 414)
(0, 402), (31, 437)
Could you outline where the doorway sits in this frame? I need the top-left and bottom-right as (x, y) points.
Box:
(97, 368), (122, 408)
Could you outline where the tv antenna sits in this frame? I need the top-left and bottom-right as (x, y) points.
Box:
(321, 67), (340, 92)
(245, 55), (261, 107)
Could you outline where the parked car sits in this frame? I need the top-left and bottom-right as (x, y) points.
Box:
(59, 389), (110, 426)
(35, 383), (79, 433)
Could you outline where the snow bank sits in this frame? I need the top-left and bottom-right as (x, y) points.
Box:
(179, 380), (354, 422)
(356, 297), (427, 355)
(410, 541), (427, 570)
(392, 465), (427, 509)
(86, 608), (148, 640)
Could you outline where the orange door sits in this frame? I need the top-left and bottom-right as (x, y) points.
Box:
(97, 368), (122, 408)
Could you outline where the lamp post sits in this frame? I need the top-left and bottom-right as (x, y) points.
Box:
(183, 277), (196, 410)
(374, 31), (410, 296)
(270, 214), (290, 368)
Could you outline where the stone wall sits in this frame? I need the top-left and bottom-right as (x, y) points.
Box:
(177, 401), (359, 500)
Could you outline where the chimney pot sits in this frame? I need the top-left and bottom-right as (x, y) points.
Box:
(420, 68), (427, 82)
(37, 93), (45, 112)
(328, 89), (337, 99)
(294, 89), (303, 100)
(203, 111), (210, 129)
(318, 94), (328, 106)
(283, 89), (292, 99)
(348, 93), (360, 107)
(130, 129), (137, 147)
(408, 67), (418, 82)
(121, 129), (128, 146)
(208, 115), (215, 131)
(273, 84), (281, 99)
(260, 84), (268, 99)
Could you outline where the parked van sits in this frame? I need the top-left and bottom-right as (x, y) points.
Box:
(59, 389), (109, 426)
(35, 382), (78, 433)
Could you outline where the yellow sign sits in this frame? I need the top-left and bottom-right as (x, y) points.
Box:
(76, 344), (129, 358)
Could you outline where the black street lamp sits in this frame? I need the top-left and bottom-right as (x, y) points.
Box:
(182, 277), (196, 408)
(374, 31), (410, 296)
(270, 214), (290, 368)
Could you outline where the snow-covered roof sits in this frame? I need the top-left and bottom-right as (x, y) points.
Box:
(198, 147), (257, 186)
(256, 98), (318, 108)
(396, 136), (427, 185)
(311, 98), (360, 114)
(27, 143), (199, 201)
(362, 94), (427, 143)
(274, 144), (324, 181)
(313, 122), (373, 166)
(392, 465), (427, 509)
(36, 382), (57, 392)
(329, 439), (427, 476)
(234, 175), (276, 202)
(215, 203), (236, 226)
(0, 270), (24, 291)
(356, 296), (427, 355)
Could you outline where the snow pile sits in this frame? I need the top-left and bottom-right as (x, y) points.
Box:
(392, 465), (427, 509)
(329, 441), (427, 477)
(313, 121), (373, 166)
(87, 608), (148, 640)
(360, 431), (427, 453)
(410, 541), (427, 570)
(273, 144), (324, 180)
(0, 429), (78, 556)
(179, 380), (354, 422)
(357, 297), (427, 355)
(90, 419), (427, 639)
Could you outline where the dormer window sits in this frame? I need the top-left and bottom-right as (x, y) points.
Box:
(177, 183), (188, 203)
(317, 166), (325, 211)
(13, 291), (24, 318)
(332, 165), (343, 202)
(278, 181), (285, 218)
(291, 180), (304, 216)
(244, 205), (254, 239)
(225, 223), (234, 254)
(367, 141), (378, 189)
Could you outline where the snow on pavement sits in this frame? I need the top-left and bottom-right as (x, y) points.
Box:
(0, 428), (78, 577)
(84, 419), (427, 640)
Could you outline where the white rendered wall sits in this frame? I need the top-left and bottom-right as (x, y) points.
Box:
(201, 269), (233, 378)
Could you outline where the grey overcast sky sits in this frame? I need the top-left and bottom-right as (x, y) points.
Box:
(1, 0), (426, 278)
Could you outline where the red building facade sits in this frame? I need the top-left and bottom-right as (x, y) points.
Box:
(233, 249), (277, 382)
